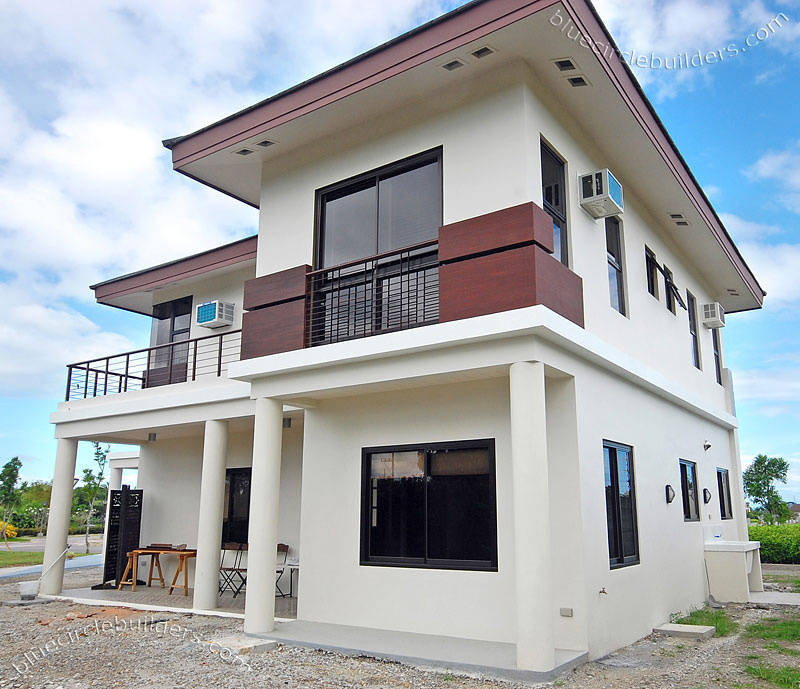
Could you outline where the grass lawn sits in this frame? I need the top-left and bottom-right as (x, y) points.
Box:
(746, 615), (800, 642)
(0, 551), (92, 568)
(744, 663), (800, 688)
(762, 573), (800, 593)
(2, 537), (32, 543)
(676, 607), (738, 637)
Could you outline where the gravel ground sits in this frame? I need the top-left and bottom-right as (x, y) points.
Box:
(0, 567), (797, 689)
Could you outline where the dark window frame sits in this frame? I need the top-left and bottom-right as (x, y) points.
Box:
(604, 440), (640, 569)
(712, 328), (723, 385)
(360, 439), (498, 572)
(313, 147), (443, 270)
(605, 217), (626, 316)
(687, 290), (701, 369)
(645, 247), (659, 299)
(221, 467), (251, 545)
(541, 141), (569, 266)
(717, 468), (733, 520)
(663, 266), (687, 314)
(679, 459), (700, 522)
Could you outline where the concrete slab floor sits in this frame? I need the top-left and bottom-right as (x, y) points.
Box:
(253, 619), (588, 683)
(749, 590), (800, 606)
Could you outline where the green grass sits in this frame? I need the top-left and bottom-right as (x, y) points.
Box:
(746, 616), (800, 642)
(764, 641), (800, 657)
(676, 608), (739, 637)
(0, 551), (92, 568)
(762, 574), (800, 593)
(2, 537), (32, 542)
(744, 663), (800, 688)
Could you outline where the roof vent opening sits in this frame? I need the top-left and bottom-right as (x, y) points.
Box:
(554, 58), (576, 71)
(234, 148), (254, 156)
(676, 220), (690, 226)
(670, 213), (685, 220)
(567, 76), (589, 87)
(256, 139), (276, 148)
(471, 45), (496, 59)
(441, 58), (467, 72)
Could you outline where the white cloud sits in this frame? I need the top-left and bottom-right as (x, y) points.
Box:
(0, 0), (451, 399)
(719, 212), (782, 242)
(744, 140), (800, 213)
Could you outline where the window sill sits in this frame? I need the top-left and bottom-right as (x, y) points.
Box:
(360, 559), (497, 573)
(610, 559), (640, 570)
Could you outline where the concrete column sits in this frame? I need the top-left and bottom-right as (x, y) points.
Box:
(40, 438), (79, 595)
(193, 420), (229, 611)
(101, 466), (124, 571)
(509, 361), (555, 672)
(244, 397), (284, 634)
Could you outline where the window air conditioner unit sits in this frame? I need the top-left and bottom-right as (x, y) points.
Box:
(701, 302), (726, 329)
(196, 300), (235, 328)
(579, 168), (624, 218)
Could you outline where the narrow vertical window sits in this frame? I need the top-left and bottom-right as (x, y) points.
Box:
(541, 142), (568, 266)
(679, 459), (700, 521)
(605, 217), (626, 315)
(604, 441), (639, 567)
(712, 329), (723, 385)
(664, 266), (676, 313)
(645, 247), (659, 298)
(716, 468), (733, 520)
(687, 291), (701, 369)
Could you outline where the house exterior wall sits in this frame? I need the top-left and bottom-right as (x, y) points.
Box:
(135, 422), (303, 586)
(253, 61), (728, 410)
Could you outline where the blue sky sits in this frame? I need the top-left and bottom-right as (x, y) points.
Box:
(0, 0), (798, 499)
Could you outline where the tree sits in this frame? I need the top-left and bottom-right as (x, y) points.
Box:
(79, 443), (108, 554)
(743, 454), (791, 524)
(0, 457), (23, 550)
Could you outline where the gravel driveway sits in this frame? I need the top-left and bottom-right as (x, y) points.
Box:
(0, 567), (797, 689)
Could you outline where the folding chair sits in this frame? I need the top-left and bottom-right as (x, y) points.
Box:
(276, 543), (289, 597)
(219, 542), (247, 598)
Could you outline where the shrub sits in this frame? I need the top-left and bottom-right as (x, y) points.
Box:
(0, 521), (18, 538)
(749, 524), (800, 564)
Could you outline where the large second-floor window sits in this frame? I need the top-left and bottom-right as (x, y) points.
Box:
(687, 291), (701, 369)
(317, 149), (442, 268)
(712, 329), (723, 384)
(541, 142), (569, 266)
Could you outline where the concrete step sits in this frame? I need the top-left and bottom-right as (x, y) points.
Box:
(653, 623), (715, 640)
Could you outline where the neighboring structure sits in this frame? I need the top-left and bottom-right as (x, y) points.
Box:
(42, 0), (766, 678)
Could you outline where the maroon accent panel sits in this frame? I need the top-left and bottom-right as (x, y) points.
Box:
(438, 202), (554, 262)
(243, 265), (311, 311)
(241, 300), (307, 359)
(439, 244), (584, 328)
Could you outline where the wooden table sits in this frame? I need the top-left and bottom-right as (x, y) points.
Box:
(118, 548), (197, 596)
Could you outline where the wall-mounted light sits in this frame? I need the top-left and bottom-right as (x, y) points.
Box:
(148, 432), (157, 442)
(703, 440), (712, 451)
(703, 488), (712, 504)
(665, 484), (676, 504)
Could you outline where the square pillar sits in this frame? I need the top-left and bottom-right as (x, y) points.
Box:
(244, 397), (284, 634)
(193, 419), (229, 611)
(40, 438), (78, 595)
(509, 361), (555, 671)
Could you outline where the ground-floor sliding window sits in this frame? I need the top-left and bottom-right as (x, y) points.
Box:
(222, 468), (251, 545)
(361, 440), (497, 571)
(680, 459), (700, 522)
(717, 468), (733, 520)
(603, 441), (639, 568)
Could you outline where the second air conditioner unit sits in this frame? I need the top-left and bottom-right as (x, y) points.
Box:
(579, 168), (624, 218)
(196, 300), (235, 328)
(701, 302), (726, 329)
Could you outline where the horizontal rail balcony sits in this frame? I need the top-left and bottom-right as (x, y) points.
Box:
(65, 329), (242, 401)
(241, 201), (585, 360)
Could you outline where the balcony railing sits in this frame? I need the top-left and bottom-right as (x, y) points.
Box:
(306, 240), (439, 347)
(65, 329), (242, 401)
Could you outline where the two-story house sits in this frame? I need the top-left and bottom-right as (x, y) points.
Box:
(41, 0), (765, 680)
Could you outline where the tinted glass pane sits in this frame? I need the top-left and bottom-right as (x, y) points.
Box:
(605, 218), (621, 263)
(617, 449), (636, 558)
(229, 471), (251, 544)
(604, 446), (619, 562)
(378, 162), (440, 253)
(681, 461), (698, 520)
(608, 263), (624, 313)
(322, 184), (377, 267)
(426, 448), (495, 563)
(369, 451), (425, 559)
(552, 218), (567, 266)
(541, 146), (565, 217)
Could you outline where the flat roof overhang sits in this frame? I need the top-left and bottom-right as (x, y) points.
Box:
(92, 235), (257, 315)
(162, 0), (764, 313)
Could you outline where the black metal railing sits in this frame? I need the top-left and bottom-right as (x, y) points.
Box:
(65, 329), (242, 401)
(306, 241), (439, 347)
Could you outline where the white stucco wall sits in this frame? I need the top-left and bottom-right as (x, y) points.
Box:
(297, 378), (517, 643)
(135, 421), (303, 587)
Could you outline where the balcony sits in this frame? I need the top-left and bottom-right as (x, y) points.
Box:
(240, 202), (585, 361)
(65, 330), (242, 401)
